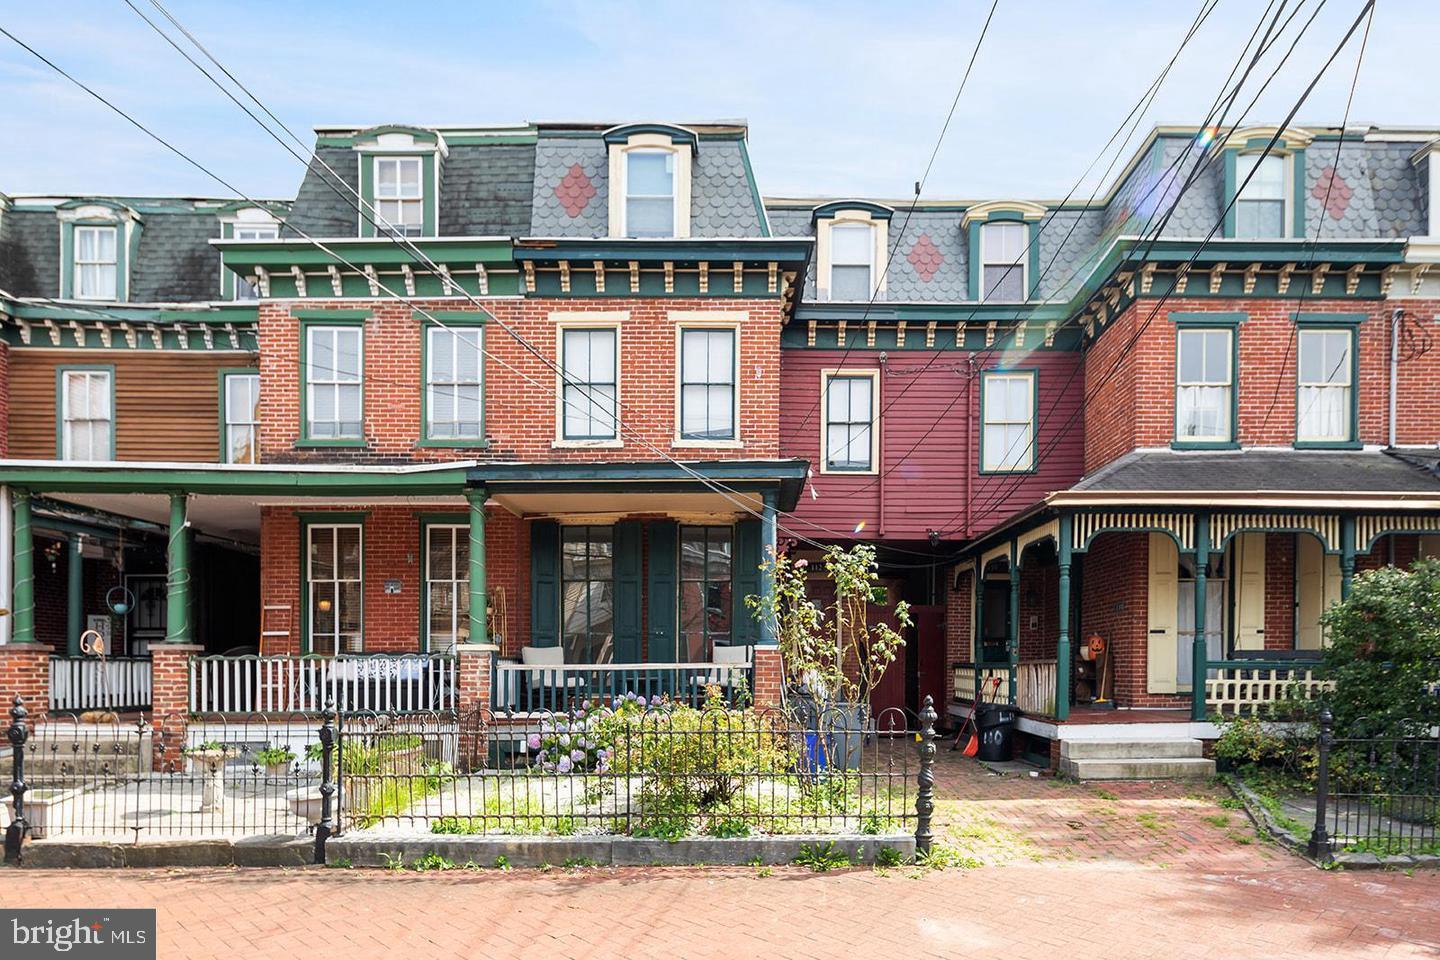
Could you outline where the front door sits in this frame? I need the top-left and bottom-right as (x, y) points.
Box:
(909, 605), (946, 718)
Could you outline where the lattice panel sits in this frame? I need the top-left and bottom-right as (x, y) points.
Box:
(1206, 666), (1331, 717)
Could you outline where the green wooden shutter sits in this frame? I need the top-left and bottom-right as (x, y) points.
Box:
(732, 519), (762, 646)
(613, 520), (643, 662)
(530, 520), (560, 647)
(646, 520), (678, 662)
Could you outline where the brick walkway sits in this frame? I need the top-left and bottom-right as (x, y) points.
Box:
(2, 751), (1437, 958)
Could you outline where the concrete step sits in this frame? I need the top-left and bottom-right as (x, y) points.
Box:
(1060, 738), (1203, 761)
(1058, 756), (1216, 781)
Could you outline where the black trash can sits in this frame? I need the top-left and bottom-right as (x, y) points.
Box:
(975, 703), (1019, 762)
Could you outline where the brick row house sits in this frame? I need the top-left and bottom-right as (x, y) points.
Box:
(2, 119), (1440, 773)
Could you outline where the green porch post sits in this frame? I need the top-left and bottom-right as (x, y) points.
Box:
(11, 489), (35, 645)
(1055, 515), (1072, 721)
(1007, 544), (1019, 706)
(1339, 514), (1356, 600)
(758, 490), (778, 645)
(467, 487), (488, 646)
(165, 493), (191, 644)
(1190, 514), (1210, 722)
(66, 535), (83, 656)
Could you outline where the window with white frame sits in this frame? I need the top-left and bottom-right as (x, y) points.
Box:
(307, 524), (362, 654)
(561, 328), (618, 441)
(73, 225), (118, 300)
(1176, 328), (1234, 442)
(223, 372), (260, 464)
(828, 222), (874, 300)
(232, 224), (278, 299)
(1234, 153), (1287, 239)
(374, 156), (424, 236)
(823, 373), (876, 472)
(425, 524), (470, 652)
(981, 371), (1035, 472)
(625, 149), (675, 237)
(60, 368), (112, 461)
(979, 221), (1027, 302)
(426, 326), (484, 441)
(1297, 328), (1353, 443)
(305, 325), (364, 440)
(679, 328), (736, 441)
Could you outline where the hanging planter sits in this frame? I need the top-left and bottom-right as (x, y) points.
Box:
(106, 585), (136, 617)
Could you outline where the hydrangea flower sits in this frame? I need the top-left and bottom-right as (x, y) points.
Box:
(527, 733), (542, 750)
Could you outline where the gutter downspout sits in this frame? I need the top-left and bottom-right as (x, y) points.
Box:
(877, 352), (888, 538)
(1389, 307), (1403, 448)
(961, 356), (975, 540)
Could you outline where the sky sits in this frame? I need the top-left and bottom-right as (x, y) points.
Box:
(0, 0), (1436, 203)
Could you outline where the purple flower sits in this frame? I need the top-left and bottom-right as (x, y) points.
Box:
(557, 756), (573, 774)
(527, 733), (542, 750)
(570, 749), (585, 763)
(559, 733), (572, 748)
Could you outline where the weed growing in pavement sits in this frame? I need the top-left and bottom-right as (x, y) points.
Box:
(795, 841), (851, 872)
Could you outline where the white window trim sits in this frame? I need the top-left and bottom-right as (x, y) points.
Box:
(607, 133), (691, 238)
(218, 206), (282, 299)
(819, 367), (880, 476)
(306, 522), (363, 655)
(223, 372), (260, 464)
(60, 369), (113, 462)
(424, 325), (486, 442)
(57, 203), (138, 302)
(553, 313), (625, 448)
(978, 221), (1029, 304)
(372, 155), (426, 237)
(671, 312), (744, 449)
(980, 370), (1036, 472)
(1234, 150), (1295, 240)
(816, 211), (887, 302)
(352, 129), (445, 239)
(425, 523), (470, 652)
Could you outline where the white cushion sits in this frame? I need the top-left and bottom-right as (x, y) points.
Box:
(713, 646), (751, 665)
(521, 646), (564, 666)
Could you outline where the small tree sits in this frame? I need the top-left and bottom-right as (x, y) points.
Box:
(748, 543), (911, 711)
(1318, 558), (1440, 738)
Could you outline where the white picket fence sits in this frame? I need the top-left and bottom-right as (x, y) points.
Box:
(188, 654), (459, 715)
(49, 656), (153, 712)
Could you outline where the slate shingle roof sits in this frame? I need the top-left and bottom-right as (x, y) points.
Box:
(1071, 448), (1440, 493)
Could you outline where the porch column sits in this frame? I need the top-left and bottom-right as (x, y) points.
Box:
(466, 487), (488, 647)
(1190, 514), (1210, 722)
(11, 489), (34, 645)
(1007, 544), (1019, 706)
(1339, 514), (1356, 600)
(1055, 515), (1072, 721)
(165, 493), (191, 644)
(0, 485), (11, 646)
(758, 489), (778, 645)
(66, 535), (84, 656)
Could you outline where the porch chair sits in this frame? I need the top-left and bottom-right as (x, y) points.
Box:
(689, 645), (753, 705)
(519, 645), (586, 711)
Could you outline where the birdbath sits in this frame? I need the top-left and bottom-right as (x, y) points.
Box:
(186, 747), (229, 813)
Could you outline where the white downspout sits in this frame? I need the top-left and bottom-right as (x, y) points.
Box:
(1389, 308), (1403, 449)
(0, 485), (11, 646)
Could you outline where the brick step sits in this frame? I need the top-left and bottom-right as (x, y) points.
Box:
(1060, 738), (1203, 761)
(1058, 756), (1217, 781)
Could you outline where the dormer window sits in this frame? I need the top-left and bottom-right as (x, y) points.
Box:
(74, 226), (118, 300)
(375, 156), (424, 237)
(829, 223), (874, 300)
(979, 221), (1027, 302)
(1221, 126), (1311, 239)
(625, 150), (675, 238)
(1234, 153), (1287, 238)
(57, 201), (138, 302)
(812, 202), (891, 302)
(219, 204), (283, 300)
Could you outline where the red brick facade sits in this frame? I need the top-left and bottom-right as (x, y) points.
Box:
(0, 643), (50, 722)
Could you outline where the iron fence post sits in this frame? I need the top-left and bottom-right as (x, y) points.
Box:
(916, 694), (937, 857)
(314, 698), (335, 865)
(5, 695), (31, 863)
(1307, 707), (1334, 863)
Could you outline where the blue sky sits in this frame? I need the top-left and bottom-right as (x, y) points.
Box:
(0, 1), (1435, 202)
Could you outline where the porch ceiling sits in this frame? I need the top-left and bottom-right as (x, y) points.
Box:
(51, 492), (262, 544)
(488, 489), (763, 520)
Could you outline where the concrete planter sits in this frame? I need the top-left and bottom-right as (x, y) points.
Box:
(286, 786), (324, 825)
(3, 787), (86, 839)
(185, 749), (228, 812)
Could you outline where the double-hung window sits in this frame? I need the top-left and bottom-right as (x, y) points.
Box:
(1297, 328), (1353, 443)
(981, 371), (1035, 472)
(307, 524), (362, 654)
(625, 150), (675, 237)
(678, 328), (736, 441)
(979, 221), (1027, 302)
(60, 368), (113, 461)
(1176, 328), (1234, 443)
(679, 526), (733, 660)
(823, 372), (877, 472)
(560, 526), (614, 664)
(425, 326), (484, 442)
(232, 225), (278, 299)
(74, 225), (118, 300)
(223, 372), (260, 464)
(374, 156), (424, 236)
(305, 325), (364, 441)
(828, 223), (874, 300)
(560, 328), (618, 441)
(425, 524), (470, 653)
(1234, 153), (1287, 238)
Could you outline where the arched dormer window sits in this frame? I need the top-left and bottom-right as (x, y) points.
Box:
(56, 200), (141, 302)
(1222, 126), (1312, 239)
(812, 201), (892, 302)
(605, 124), (696, 238)
(962, 200), (1045, 303)
(353, 125), (445, 238)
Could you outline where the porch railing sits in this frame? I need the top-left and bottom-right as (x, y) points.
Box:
(1204, 658), (1328, 716)
(952, 662), (1009, 705)
(1016, 659), (1058, 717)
(492, 661), (753, 713)
(49, 656), (153, 713)
(189, 653), (459, 715)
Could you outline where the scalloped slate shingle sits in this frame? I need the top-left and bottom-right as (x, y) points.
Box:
(1037, 208), (1106, 300)
(530, 136), (608, 237)
(690, 141), (764, 237)
(885, 211), (967, 302)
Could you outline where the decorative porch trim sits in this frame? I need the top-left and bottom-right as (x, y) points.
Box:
(1071, 510), (1195, 552)
(1210, 511), (1340, 553)
(1355, 513), (1440, 553)
(978, 542), (1011, 573)
(1014, 519), (1059, 564)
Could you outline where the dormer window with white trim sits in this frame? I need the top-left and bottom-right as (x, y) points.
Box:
(57, 201), (138, 302)
(353, 126), (444, 238)
(74, 225), (117, 300)
(606, 126), (694, 238)
(1221, 126), (1311, 240)
(829, 223), (874, 300)
(1234, 153), (1287, 239)
(979, 221), (1027, 302)
(625, 150), (675, 238)
(375, 156), (424, 237)
(813, 204), (890, 302)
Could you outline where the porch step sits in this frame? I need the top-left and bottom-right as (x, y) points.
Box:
(1058, 738), (1214, 780)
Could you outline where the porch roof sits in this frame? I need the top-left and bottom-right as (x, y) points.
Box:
(1071, 449), (1440, 495)
(0, 459), (475, 496)
(471, 459), (809, 512)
